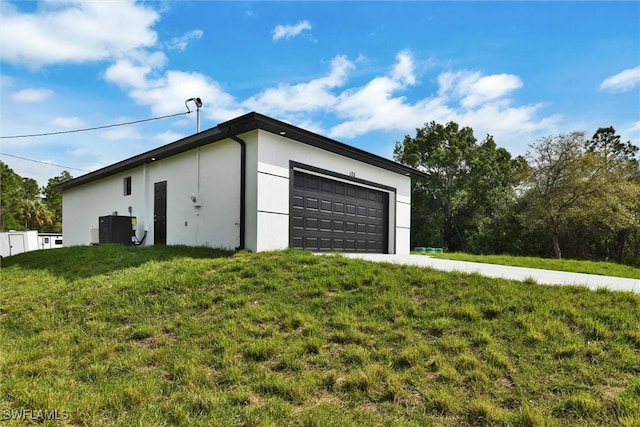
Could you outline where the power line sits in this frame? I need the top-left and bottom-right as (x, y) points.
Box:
(0, 110), (190, 139)
(0, 152), (90, 172)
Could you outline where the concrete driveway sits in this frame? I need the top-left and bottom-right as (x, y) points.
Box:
(334, 253), (640, 294)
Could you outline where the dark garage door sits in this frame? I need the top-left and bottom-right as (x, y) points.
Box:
(290, 170), (388, 253)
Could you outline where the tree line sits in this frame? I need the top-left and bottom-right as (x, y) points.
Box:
(394, 124), (640, 265)
(0, 161), (72, 233)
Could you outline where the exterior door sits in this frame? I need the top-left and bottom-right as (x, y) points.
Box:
(290, 171), (388, 253)
(154, 181), (167, 245)
(8, 234), (25, 256)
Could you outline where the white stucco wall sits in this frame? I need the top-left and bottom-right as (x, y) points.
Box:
(241, 132), (259, 252)
(63, 139), (242, 249)
(63, 168), (145, 246)
(251, 130), (412, 254)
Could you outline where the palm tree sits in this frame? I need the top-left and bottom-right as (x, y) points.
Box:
(20, 199), (54, 230)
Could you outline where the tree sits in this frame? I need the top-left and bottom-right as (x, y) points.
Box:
(394, 121), (526, 252)
(42, 171), (73, 232)
(0, 161), (70, 232)
(520, 130), (640, 261)
(0, 161), (24, 231)
(465, 140), (529, 254)
(520, 132), (596, 259)
(586, 126), (639, 167)
(583, 127), (640, 261)
(19, 198), (54, 230)
(22, 177), (40, 200)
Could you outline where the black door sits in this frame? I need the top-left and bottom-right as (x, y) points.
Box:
(290, 171), (388, 253)
(154, 181), (167, 245)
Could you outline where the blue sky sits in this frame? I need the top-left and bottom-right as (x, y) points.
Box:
(1, 1), (639, 186)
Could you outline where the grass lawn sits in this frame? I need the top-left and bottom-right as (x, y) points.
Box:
(425, 252), (640, 280)
(2, 245), (640, 426)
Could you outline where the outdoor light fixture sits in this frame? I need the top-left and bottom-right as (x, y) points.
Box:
(185, 97), (203, 133)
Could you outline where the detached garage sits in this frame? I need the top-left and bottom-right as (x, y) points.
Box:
(58, 112), (424, 254)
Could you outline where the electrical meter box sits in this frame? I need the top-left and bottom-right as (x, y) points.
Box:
(99, 215), (136, 245)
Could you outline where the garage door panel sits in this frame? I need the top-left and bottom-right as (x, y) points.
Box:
(305, 217), (318, 230)
(294, 173), (305, 188)
(307, 176), (319, 190)
(320, 200), (332, 212)
(320, 218), (332, 231)
(291, 236), (303, 247)
(306, 197), (319, 210)
(291, 216), (304, 229)
(305, 236), (319, 249)
(290, 170), (388, 253)
(319, 238), (332, 249)
(292, 195), (304, 208)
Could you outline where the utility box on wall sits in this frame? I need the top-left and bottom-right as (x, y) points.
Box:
(99, 215), (136, 245)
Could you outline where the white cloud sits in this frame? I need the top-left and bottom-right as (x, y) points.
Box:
(0, 0), (159, 68)
(127, 70), (245, 123)
(326, 53), (558, 144)
(243, 55), (354, 114)
(104, 60), (154, 90)
(272, 20), (312, 41)
(167, 30), (203, 51)
(12, 88), (53, 103)
(391, 50), (416, 85)
(51, 117), (85, 128)
(598, 66), (640, 93)
(178, 48), (556, 146)
(329, 51), (424, 138)
(103, 52), (167, 89)
(459, 102), (562, 142)
(103, 49), (248, 123)
(438, 71), (523, 108)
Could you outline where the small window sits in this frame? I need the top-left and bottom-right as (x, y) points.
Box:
(44, 237), (50, 244)
(124, 176), (132, 196)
